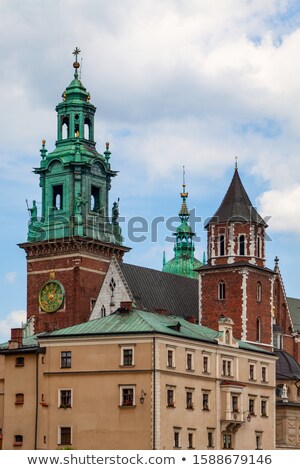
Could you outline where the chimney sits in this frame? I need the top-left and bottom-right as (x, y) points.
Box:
(9, 328), (23, 349)
(155, 308), (168, 315)
(187, 316), (197, 324)
(119, 301), (132, 312)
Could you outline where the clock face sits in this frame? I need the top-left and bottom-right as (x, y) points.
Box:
(39, 280), (65, 313)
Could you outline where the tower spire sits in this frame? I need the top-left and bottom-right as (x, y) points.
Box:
(179, 166), (189, 220)
(72, 47), (81, 79)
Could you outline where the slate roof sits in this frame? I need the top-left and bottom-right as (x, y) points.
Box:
(205, 169), (267, 228)
(287, 297), (300, 332)
(275, 350), (300, 380)
(119, 263), (198, 319)
(41, 308), (269, 354)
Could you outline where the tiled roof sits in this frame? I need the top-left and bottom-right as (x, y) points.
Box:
(205, 169), (267, 228)
(120, 263), (198, 319)
(42, 308), (270, 354)
(287, 297), (300, 332)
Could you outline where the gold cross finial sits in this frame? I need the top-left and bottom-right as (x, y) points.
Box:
(72, 47), (81, 62)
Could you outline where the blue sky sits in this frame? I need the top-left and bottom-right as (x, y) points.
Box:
(1, 0), (300, 341)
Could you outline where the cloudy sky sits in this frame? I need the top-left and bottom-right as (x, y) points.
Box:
(1, 0), (300, 342)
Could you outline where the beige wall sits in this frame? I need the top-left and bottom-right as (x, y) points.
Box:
(0, 333), (276, 450)
(2, 352), (37, 450)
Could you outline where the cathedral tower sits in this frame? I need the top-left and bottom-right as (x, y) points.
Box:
(19, 49), (129, 334)
(199, 165), (274, 348)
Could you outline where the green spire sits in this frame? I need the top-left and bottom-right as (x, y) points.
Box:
(27, 49), (122, 245)
(162, 168), (202, 279)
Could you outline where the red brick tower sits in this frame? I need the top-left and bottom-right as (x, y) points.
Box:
(199, 166), (274, 348)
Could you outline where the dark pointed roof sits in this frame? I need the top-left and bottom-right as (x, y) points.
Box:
(205, 169), (267, 228)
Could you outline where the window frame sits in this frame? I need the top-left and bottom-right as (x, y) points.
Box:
(59, 389), (73, 409)
(61, 351), (72, 369)
(120, 385), (135, 407)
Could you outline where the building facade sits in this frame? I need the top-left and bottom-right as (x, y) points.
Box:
(0, 306), (276, 450)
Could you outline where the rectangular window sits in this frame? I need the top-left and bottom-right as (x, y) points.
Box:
(256, 433), (262, 450)
(59, 390), (72, 408)
(15, 357), (24, 367)
(223, 433), (232, 449)
(188, 432), (194, 449)
(59, 427), (71, 446)
(174, 429), (181, 448)
(61, 351), (72, 369)
(122, 348), (133, 366)
(249, 398), (255, 416)
(207, 430), (214, 448)
(121, 387), (135, 406)
(249, 364), (255, 380)
(14, 435), (23, 446)
(203, 355), (209, 373)
(261, 399), (267, 417)
(167, 389), (175, 407)
(186, 352), (194, 371)
(232, 395), (239, 412)
(186, 390), (194, 409)
(15, 393), (24, 405)
(222, 359), (232, 377)
(167, 349), (175, 368)
(202, 392), (209, 410)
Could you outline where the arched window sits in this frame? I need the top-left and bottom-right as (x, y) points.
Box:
(219, 234), (225, 256)
(218, 281), (226, 300)
(239, 235), (245, 256)
(62, 116), (69, 139)
(257, 282), (262, 302)
(100, 305), (106, 317)
(225, 330), (230, 345)
(84, 118), (91, 140)
(256, 317), (261, 342)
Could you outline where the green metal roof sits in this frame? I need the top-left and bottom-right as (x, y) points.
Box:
(42, 308), (269, 354)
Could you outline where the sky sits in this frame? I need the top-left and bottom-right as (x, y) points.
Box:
(1, 0), (300, 342)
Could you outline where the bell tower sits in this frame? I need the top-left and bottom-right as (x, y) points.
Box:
(19, 49), (129, 334)
(199, 165), (274, 348)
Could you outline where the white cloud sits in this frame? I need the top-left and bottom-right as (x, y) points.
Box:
(258, 186), (300, 232)
(0, 310), (26, 344)
(5, 272), (17, 284)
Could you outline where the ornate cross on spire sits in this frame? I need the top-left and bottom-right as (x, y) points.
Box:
(72, 47), (81, 78)
(73, 47), (81, 62)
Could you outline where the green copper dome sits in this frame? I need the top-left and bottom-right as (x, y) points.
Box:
(163, 171), (203, 279)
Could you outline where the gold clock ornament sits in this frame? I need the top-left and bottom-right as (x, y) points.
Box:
(39, 280), (65, 313)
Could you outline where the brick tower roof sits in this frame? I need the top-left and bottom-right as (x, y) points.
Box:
(205, 168), (267, 228)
